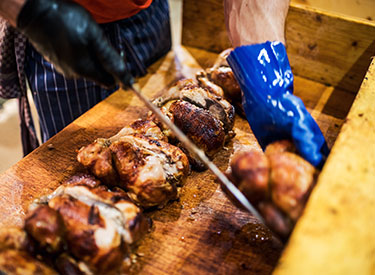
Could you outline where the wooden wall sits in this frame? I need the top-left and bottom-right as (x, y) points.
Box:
(182, 0), (375, 94)
(292, 0), (375, 21)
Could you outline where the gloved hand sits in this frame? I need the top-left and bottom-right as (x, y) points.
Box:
(17, 0), (130, 88)
(227, 41), (329, 167)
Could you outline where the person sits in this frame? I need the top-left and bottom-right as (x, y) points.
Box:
(0, 0), (171, 154)
(224, 0), (328, 167)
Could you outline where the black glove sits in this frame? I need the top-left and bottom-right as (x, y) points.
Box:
(17, 0), (130, 88)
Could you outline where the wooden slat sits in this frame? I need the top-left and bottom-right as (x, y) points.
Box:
(181, 0), (375, 93)
(292, 0), (375, 21)
(275, 59), (375, 275)
(0, 46), (356, 274)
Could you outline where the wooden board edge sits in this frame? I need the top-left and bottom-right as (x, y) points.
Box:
(289, 2), (375, 27)
(274, 60), (375, 274)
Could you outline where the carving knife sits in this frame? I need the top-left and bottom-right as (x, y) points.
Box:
(119, 79), (265, 223)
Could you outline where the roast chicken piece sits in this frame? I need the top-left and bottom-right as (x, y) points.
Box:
(222, 140), (317, 239)
(196, 49), (244, 115)
(48, 195), (125, 274)
(23, 174), (150, 274)
(78, 121), (190, 208)
(0, 227), (35, 253)
(151, 79), (235, 170)
(0, 249), (57, 275)
(24, 205), (65, 253)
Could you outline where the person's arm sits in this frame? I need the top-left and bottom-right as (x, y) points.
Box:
(0, 0), (132, 88)
(224, 0), (289, 46)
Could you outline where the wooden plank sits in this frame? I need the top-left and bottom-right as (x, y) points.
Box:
(292, 0), (375, 21)
(181, 0), (375, 93)
(274, 60), (375, 275)
(0, 46), (356, 273)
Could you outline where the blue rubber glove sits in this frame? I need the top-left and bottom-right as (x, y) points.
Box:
(227, 41), (329, 167)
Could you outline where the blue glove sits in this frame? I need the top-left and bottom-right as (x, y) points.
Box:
(227, 41), (329, 168)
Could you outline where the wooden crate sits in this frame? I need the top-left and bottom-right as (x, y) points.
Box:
(0, 1), (374, 274)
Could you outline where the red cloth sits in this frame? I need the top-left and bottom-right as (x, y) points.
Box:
(74, 0), (153, 23)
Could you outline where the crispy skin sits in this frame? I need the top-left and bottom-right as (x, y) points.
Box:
(268, 152), (316, 221)
(209, 66), (241, 102)
(56, 179), (150, 244)
(65, 174), (101, 188)
(223, 140), (318, 239)
(77, 139), (118, 186)
(48, 196), (125, 274)
(24, 205), (65, 253)
(0, 227), (35, 253)
(196, 70), (224, 98)
(110, 134), (189, 208)
(110, 119), (167, 142)
(169, 100), (226, 158)
(229, 151), (270, 203)
(78, 122), (190, 208)
(258, 202), (293, 239)
(0, 249), (57, 275)
(55, 254), (86, 275)
(265, 140), (297, 155)
(152, 79), (235, 135)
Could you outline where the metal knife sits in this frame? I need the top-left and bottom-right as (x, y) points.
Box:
(120, 79), (264, 223)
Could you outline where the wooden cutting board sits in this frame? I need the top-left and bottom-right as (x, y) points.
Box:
(0, 46), (353, 274)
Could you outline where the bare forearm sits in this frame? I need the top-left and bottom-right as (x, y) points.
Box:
(0, 0), (26, 26)
(224, 0), (290, 47)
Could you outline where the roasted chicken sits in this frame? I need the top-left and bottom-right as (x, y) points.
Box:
(196, 48), (243, 115)
(151, 79), (235, 170)
(0, 249), (57, 275)
(223, 140), (318, 239)
(77, 122), (190, 208)
(20, 174), (149, 274)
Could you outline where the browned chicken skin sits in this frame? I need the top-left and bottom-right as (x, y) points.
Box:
(48, 195), (126, 274)
(18, 174), (150, 274)
(77, 119), (190, 208)
(111, 134), (189, 208)
(0, 249), (57, 275)
(76, 139), (118, 186)
(222, 140), (317, 239)
(196, 48), (244, 115)
(24, 205), (65, 253)
(151, 79), (235, 170)
(169, 100), (226, 158)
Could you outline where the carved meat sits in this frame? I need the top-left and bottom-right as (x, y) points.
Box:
(110, 134), (189, 208)
(196, 48), (244, 115)
(22, 175), (150, 274)
(78, 121), (190, 208)
(48, 195), (125, 274)
(24, 205), (65, 253)
(151, 79), (235, 170)
(0, 249), (57, 275)
(222, 140), (317, 239)
(76, 139), (118, 186)
(267, 151), (317, 221)
(0, 227), (35, 253)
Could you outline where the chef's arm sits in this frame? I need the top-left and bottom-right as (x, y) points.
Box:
(224, 0), (289, 47)
(224, 0), (328, 167)
(0, 0), (131, 88)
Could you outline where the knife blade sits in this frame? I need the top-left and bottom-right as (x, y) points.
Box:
(120, 80), (264, 223)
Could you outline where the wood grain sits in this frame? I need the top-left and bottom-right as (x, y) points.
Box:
(182, 0), (375, 93)
(274, 59), (375, 275)
(0, 46), (356, 273)
(292, 0), (375, 21)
